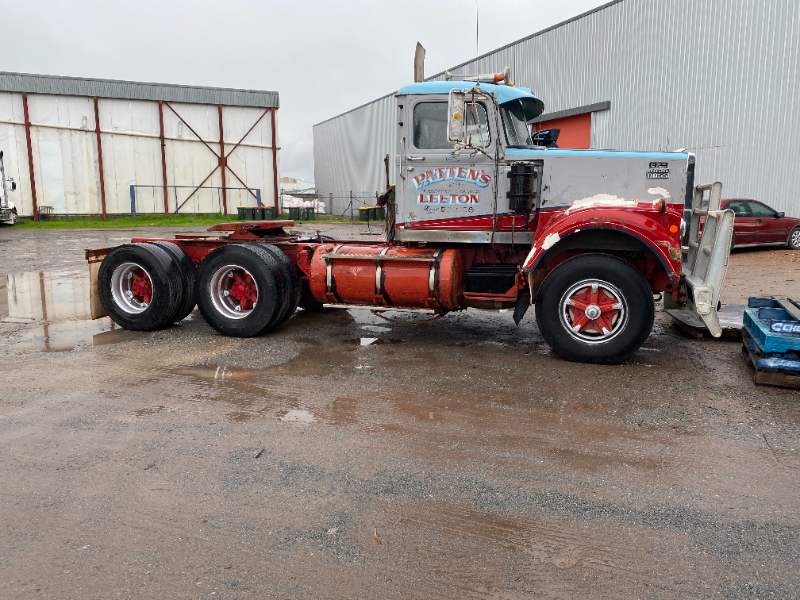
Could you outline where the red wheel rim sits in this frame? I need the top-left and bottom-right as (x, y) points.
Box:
(560, 279), (626, 343)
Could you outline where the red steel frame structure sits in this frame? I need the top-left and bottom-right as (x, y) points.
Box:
(21, 92), (39, 222)
(93, 96), (108, 220)
(164, 102), (272, 214)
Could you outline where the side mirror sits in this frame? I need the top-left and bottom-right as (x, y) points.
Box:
(777, 212), (784, 218)
(447, 90), (465, 145)
(533, 128), (560, 148)
(10, 182), (16, 191)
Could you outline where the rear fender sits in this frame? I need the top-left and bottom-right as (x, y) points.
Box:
(521, 208), (682, 282)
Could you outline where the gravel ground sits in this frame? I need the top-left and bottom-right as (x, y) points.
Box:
(0, 224), (799, 600)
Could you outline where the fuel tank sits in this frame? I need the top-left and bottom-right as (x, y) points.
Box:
(308, 244), (464, 310)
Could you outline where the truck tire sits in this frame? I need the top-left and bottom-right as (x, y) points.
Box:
(150, 241), (197, 322)
(535, 254), (654, 364)
(195, 244), (288, 337)
(788, 227), (800, 250)
(257, 244), (302, 326)
(98, 243), (184, 331)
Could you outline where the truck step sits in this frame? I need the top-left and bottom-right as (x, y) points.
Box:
(465, 264), (519, 295)
(665, 307), (743, 339)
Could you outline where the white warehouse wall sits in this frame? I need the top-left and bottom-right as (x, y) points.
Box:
(0, 88), (279, 217)
(313, 0), (800, 217)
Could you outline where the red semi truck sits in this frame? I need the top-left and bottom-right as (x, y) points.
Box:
(85, 75), (734, 364)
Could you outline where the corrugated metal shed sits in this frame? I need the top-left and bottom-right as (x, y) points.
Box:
(0, 73), (280, 218)
(0, 72), (278, 108)
(313, 0), (800, 217)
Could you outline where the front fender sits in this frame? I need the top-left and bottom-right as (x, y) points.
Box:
(521, 208), (683, 282)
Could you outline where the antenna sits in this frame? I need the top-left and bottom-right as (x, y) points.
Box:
(476, 0), (479, 55)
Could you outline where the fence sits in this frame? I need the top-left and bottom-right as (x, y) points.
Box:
(129, 185), (262, 217)
(324, 191), (381, 220)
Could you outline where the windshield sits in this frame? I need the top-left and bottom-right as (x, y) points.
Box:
(501, 101), (532, 146)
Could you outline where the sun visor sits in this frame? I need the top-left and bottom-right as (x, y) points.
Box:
(500, 96), (545, 121)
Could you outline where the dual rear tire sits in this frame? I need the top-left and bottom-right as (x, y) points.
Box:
(98, 243), (191, 331)
(195, 244), (301, 337)
(99, 242), (301, 337)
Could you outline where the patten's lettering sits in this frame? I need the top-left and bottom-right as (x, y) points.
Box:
(412, 167), (492, 189)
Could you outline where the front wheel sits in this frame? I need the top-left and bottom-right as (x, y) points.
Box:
(788, 227), (800, 250)
(534, 254), (654, 364)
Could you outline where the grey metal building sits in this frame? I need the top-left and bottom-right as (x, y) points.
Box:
(0, 73), (280, 219)
(314, 0), (800, 217)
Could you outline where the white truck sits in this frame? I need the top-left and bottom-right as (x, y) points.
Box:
(0, 151), (18, 226)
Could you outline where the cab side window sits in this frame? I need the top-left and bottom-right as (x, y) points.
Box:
(727, 201), (751, 218)
(746, 201), (776, 218)
(413, 102), (449, 150)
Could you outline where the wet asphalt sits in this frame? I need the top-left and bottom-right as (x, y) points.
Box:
(0, 223), (799, 600)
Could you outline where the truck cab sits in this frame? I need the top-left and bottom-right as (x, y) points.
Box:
(387, 78), (733, 360)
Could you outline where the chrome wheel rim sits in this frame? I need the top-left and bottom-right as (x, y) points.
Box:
(209, 265), (258, 320)
(791, 229), (800, 247)
(559, 279), (627, 344)
(111, 262), (154, 314)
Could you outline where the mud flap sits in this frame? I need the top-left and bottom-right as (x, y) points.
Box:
(513, 290), (531, 325)
(86, 247), (116, 320)
(682, 182), (734, 337)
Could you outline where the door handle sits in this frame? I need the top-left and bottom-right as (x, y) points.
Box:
(406, 156), (426, 161)
(756, 219), (762, 223)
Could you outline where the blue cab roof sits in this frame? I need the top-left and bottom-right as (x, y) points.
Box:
(397, 81), (545, 120)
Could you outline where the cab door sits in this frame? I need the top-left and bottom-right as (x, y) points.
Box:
(399, 96), (496, 230)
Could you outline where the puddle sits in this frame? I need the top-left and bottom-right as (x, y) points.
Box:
(260, 338), (356, 376)
(93, 328), (145, 346)
(3, 270), (91, 322)
(172, 365), (262, 383)
(170, 365), (278, 408)
(2, 269), (142, 352)
(279, 409), (317, 424)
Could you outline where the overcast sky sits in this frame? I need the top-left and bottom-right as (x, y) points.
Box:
(5, 0), (608, 183)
